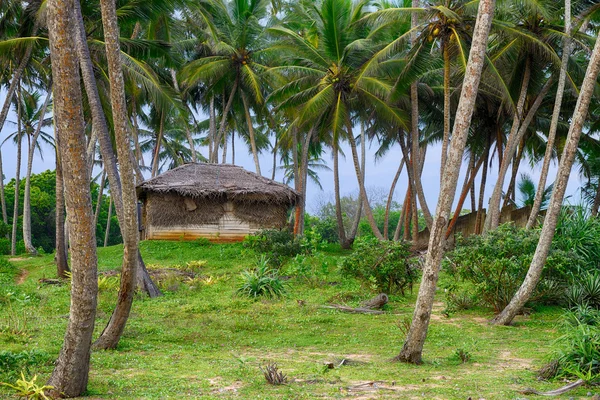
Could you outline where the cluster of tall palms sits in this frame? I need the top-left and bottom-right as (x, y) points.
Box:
(6, 0), (600, 395)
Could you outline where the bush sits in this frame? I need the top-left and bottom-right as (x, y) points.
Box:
(564, 272), (600, 309)
(287, 252), (331, 287)
(553, 207), (600, 274)
(541, 306), (600, 383)
(237, 256), (286, 299)
(243, 229), (302, 268)
(306, 215), (338, 243)
(339, 237), (417, 294)
(444, 224), (565, 311)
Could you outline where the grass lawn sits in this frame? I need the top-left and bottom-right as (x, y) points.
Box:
(0, 240), (589, 399)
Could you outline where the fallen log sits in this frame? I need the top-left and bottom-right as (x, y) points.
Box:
(519, 379), (584, 396)
(362, 293), (388, 309)
(320, 305), (384, 315)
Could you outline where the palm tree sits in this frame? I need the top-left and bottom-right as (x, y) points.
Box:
(180, 0), (273, 174)
(515, 173), (553, 209)
(397, 0), (496, 364)
(46, 0), (98, 395)
(12, 88), (53, 255)
(492, 30), (600, 326)
(269, 0), (408, 244)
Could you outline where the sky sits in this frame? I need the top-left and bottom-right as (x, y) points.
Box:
(0, 96), (585, 218)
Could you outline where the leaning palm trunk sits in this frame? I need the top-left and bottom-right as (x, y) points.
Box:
(296, 128), (315, 236)
(213, 82), (237, 163)
(484, 60), (531, 231)
(104, 197), (112, 248)
(94, 0), (149, 349)
(170, 68), (197, 163)
(74, 0), (159, 298)
(242, 93), (262, 175)
(45, 1), (98, 395)
(526, 0), (572, 228)
(94, 169), (107, 228)
(485, 70), (553, 232)
(55, 151), (69, 278)
(384, 158), (405, 239)
(23, 91), (52, 255)
(492, 36), (600, 326)
(396, 0), (495, 364)
(347, 123), (384, 240)
(0, 150), (7, 226)
(475, 140), (490, 233)
(441, 42), (451, 180)
(333, 141), (349, 248)
(11, 91), (22, 257)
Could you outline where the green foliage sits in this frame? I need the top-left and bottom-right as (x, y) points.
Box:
(237, 256), (286, 299)
(243, 229), (302, 267)
(0, 351), (52, 381)
(305, 215), (339, 243)
(97, 275), (120, 292)
(287, 252), (331, 287)
(339, 237), (417, 294)
(545, 306), (600, 383)
(444, 224), (566, 311)
(552, 207), (600, 273)
(0, 372), (54, 400)
(565, 272), (600, 309)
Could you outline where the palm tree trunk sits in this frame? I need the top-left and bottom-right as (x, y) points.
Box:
(485, 71), (554, 231)
(104, 197), (112, 247)
(94, 0), (154, 349)
(45, 1), (98, 395)
(296, 128), (315, 236)
(475, 139), (490, 234)
(397, 0), (495, 364)
(0, 150), (6, 226)
(441, 40), (451, 180)
(55, 152), (69, 277)
(74, 0), (158, 298)
(526, 0), (572, 228)
(11, 89), (22, 256)
(94, 169), (107, 228)
(503, 141), (524, 208)
(492, 34), (600, 326)
(445, 155), (484, 238)
(347, 121), (384, 240)
(333, 141), (349, 248)
(170, 69), (197, 163)
(241, 93), (261, 175)
(209, 96), (216, 162)
(213, 83), (237, 163)
(151, 111), (165, 177)
(23, 91), (52, 255)
(271, 135), (278, 181)
(292, 128), (301, 235)
(384, 158), (405, 240)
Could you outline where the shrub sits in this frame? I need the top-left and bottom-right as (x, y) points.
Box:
(542, 306), (600, 383)
(1, 372), (54, 400)
(339, 237), (417, 294)
(564, 272), (600, 309)
(306, 215), (338, 243)
(243, 229), (302, 268)
(287, 252), (331, 287)
(444, 224), (565, 311)
(553, 207), (600, 274)
(237, 256), (286, 299)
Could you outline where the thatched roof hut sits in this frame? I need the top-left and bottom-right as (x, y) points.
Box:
(137, 163), (299, 242)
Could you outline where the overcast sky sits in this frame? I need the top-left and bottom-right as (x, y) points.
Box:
(0, 99), (584, 216)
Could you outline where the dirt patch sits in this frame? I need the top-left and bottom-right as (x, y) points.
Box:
(208, 377), (243, 395)
(496, 350), (532, 369)
(342, 380), (440, 398)
(16, 269), (29, 284)
(8, 257), (27, 262)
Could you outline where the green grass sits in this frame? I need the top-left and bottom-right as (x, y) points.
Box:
(0, 240), (589, 399)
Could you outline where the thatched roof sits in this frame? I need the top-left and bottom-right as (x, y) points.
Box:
(137, 163), (299, 205)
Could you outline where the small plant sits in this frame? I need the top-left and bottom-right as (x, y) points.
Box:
(396, 316), (412, 338)
(237, 256), (286, 299)
(339, 237), (417, 294)
(97, 275), (119, 292)
(183, 260), (207, 273)
(260, 363), (287, 385)
(1, 292), (31, 335)
(453, 348), (471, 364)
(1, 372), (54, 399)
